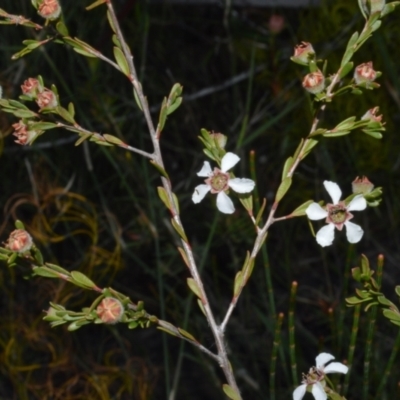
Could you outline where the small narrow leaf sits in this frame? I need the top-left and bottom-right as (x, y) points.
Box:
(103, 134), (124, 145)
(113, 46), (130, 76)
(187, 278), (202, 299)
(157, 186), (171, 210)
(70, 271), (97, 289)
(56, 21), (69, 36)
(86, 0), (107, 10)
(75, 133), (92, 146)
(177, 328), (197, 342)
(177, 247), (189, 267)
(171, 218), (188, 242)
(290, 200), (314, 217)
(222, 384), (241, 400)
(149, 160), (169, 179)
(275, 177), (292, 202)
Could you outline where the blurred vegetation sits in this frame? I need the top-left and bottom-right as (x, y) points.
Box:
(1, 0), (400, 399)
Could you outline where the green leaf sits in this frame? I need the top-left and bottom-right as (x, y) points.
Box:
(113, 46), (130, 76)
(149, 160), (169, 179)
(339, 62), (354, 79)
(233, 270), (244, 297)
(323, 130), (350, 138)
(133, 86), (143, 111)
(341, 31), (359, 66)
(381, 2), (400, 17)
(45, 263), (71, 276)
(291, 200), (314, 217)
(103, 133), (124, 145)
(75, 133), (92, 146)
(56, 21), (69, 36)
(395, 286), (400, 297)
(383, 309), (400, 323)
(106, 10), (117, 33)
(13, 109), (37, 118)
(177, 328), (197, 342)
(197, 299), (206, 316)
(68, 102), (75, 118)
(15, 220), (25, 230)
(56, 106), (76, 124)
(222, 384), (241, 400)
(275, 177), (292, 202)
(70, 271), (97, 289)
(33, 266), (60, 278)
(157, 98), (168, 132)
(281, 157), (293, 180)
(73, 47), (98, 58)
(86, 0), (107, 10)
(301, 139), (318, 159)
(362, 130), (383, 139)
(167, 97), (182, 115)
(171, 218), (188, 242)
(29, 122), (58, 130)
(187, 278), (202, 299)
(157, 186), (171, 210)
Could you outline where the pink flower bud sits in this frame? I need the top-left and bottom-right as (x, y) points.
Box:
(268, 15), (285, 35)
(209, 132), (227, 149)
(12, 121), (38, 145)
(6, 229), (33, 253)
(96, 298), (124, 324)
(302, 70), (325, 94)
(21, 78), (42, 98)
(361, 106), (383, 123)
(38, 0), (62, 20)
(352, 176), (374, 195)
(36, 89), (58, 110)
(354, 62), (377, 84)
(292, 42), (315, 65)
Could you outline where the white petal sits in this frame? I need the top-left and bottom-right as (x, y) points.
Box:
(192, 184), (210, 204)
(344, 221), (364, 243)
(323, 181), (342, 204)
(221, 152), (240, 172)
(228, 178), (255, 193)
(316, 353), (335, 368)
(347, 195), (367, 212)
(315, 224), (335, 247)
(216, 191), (235, 214)
(324, 362), (349, 374)
(306, 203), (328, 220)
(311, 382), (327, 400)
(197, 161), (213, 177)
(293, 384), (307, 400)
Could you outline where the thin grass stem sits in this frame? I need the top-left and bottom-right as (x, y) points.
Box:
(270, 312), (284, 400)
(289, 281), (298, 386)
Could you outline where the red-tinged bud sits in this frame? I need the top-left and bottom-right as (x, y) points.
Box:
(291, 42), (315, 65)
(12, 121), (39, 145)
(302, 70), (325, 94)
(209, 132), (227, 149)
(36, 89), (58, 110)
(268, 14), (285, 35)
(38, 0), (62, 20)
(96, 298), (124, 324)
(21, 78), (42, 98)
(354, 62), (377, 84)
(6, 229), (33, 253)
(352, 176), (374, 195)
(362, 106), (383, 122)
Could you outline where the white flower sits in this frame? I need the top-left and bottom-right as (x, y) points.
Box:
(192, 152), (255, 214)
(293, 352), (348, 400)
(306, 181), (367, 247)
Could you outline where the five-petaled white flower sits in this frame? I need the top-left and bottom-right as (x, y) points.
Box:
(293, 352), (348, 400)
(306, 181), (367, 247)
(192, 152), (255, 214)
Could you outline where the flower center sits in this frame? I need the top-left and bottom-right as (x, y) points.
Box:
(207, 170), (229, 193)
(328, 204), (347, 224)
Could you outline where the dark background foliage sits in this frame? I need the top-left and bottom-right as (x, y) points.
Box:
(1, 0), (400, 399)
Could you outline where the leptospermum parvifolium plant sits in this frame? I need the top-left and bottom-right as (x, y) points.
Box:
(0, 0), (399, 399)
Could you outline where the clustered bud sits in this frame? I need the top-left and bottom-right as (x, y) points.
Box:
(6, 229), (33, 253)
(38, 0), (62, 20)
(370, 0), (386, 13)
(292, 42), (315, 65)
(96, 297), (124, 324)
(36, 88), (58, 109)
(354, 62), (378, 85)
(12, 121), (39, 145)
(209, 132), (227, 149)
(302, 70), (325, 94)
(21, 78), (42, 98)
(352, 176), (374, 195)
(362, 106), (383, 123)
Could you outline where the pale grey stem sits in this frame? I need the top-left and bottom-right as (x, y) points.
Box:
(106, 0), (242, 396)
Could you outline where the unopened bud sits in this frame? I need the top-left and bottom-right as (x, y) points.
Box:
(96, 297), (124, 324)
(268, 14), (285, 35)
(291, 42), (315, 65)
(370, 0), (385, 13)
(352, 176), (374, 194)
(36, 89), (58, 110)
(354, 62), (378, 85)
(302, 70), (325, 94)
(210, 132), (227, 149)
(38, 0), (62, 20)
(361, 106), (383, 123)
(12, 121), (39, 145)
(21, 78), (42, 98)
(6, 229), (33, 253)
